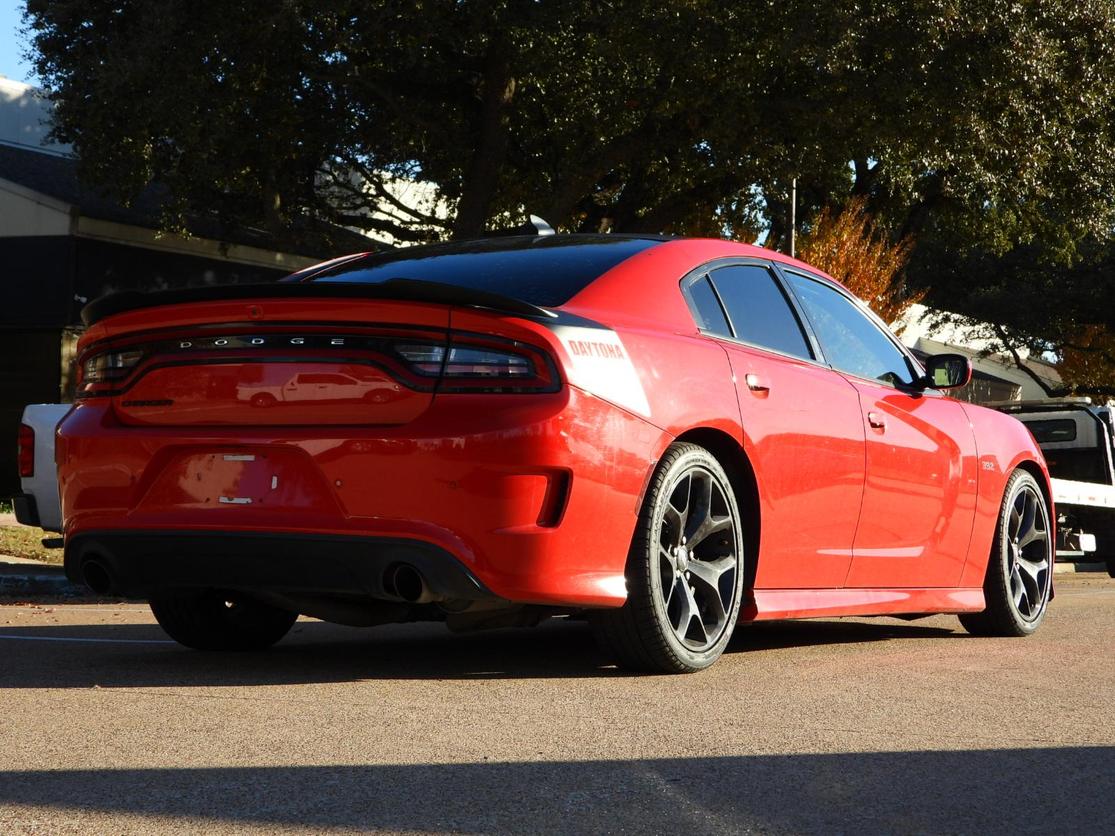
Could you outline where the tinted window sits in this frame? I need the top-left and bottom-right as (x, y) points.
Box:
(708, 265), (813, 359)
(686, 275), (731, 335)
(1023, 419), (1078, 444)
(306, 236), (662, 307)
(786, 273), (917, 387)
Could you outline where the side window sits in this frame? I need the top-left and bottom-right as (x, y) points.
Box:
(707, 265), (813, 360)
(786, 273), (918, 387)
(684, 275), (732, 336)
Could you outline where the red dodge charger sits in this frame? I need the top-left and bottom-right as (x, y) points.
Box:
(58, 235), (1054, 672)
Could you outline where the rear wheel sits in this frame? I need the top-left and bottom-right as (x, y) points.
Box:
(959, 470), (1052, 637)
(150, 590), (297, 650)
(591, 442), (745, 673)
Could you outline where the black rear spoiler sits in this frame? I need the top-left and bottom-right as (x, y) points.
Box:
(81, 278), (557, 326)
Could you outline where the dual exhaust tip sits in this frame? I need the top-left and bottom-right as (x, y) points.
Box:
(80, 558), (114, 595)
(79, 557), (436, 604)
(383, 563), (435, 604)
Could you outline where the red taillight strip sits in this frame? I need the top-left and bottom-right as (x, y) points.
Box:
(76, 326), (562, 397)
(17, 423), (34, 478)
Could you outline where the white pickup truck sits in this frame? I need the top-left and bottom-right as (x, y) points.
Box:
(14, 403), (71, 533)
(994, 399), (1115, 577)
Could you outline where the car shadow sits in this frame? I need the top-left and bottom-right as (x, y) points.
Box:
(730, 617), (960, 653)
(1, 748), (1112, 832)
(0, 613), (963, 689)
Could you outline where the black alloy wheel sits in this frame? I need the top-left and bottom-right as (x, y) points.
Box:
(960, 469), (1053, 637)
(592, 442), (745, 673)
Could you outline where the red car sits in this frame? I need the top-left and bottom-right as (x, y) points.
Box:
(58, 235), (1054, 672)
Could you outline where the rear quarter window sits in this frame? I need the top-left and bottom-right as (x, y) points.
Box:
(684, 275), (732, 336)
(708, 265), (813, 360)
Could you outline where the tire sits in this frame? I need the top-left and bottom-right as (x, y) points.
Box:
(149, 590), (297, 651)
(250, 392), (277, 408)
(1106, 559), (1115, 580)
(959, 469), (1053, 637)
(591, 442), (745, 673)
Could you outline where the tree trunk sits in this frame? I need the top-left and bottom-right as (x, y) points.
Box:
(898, 173), (946, 240)
(993, 324), (1063, 397)
(453, 41), (515, 239)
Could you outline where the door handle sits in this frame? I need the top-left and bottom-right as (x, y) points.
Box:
(745, 373), (769, 393)
(867, 411), (886, 430)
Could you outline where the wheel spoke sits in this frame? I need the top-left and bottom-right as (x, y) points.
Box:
(660, 545), (678, 573)
(1018, 493), (1037, 542)
(683, 474), (713, 543)
(691, 558), (733, 624)
(688, 513), (733, 550)
(663, 572), (679, 610)
(1011, 567), (1026, 612)
(1017, 553), (1045, 584)
(671, 579), (694, 639)
(681, 582), (709, 645)
(1016, 555), (1043, 617)
(663, 503), (685, 547)
(688, 555), (734, 593)
(1021, 550), (1043, 575)
(1018, 522), (1047, 549)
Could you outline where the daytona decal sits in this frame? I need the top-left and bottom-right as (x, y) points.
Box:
(552, 325), (651, 418)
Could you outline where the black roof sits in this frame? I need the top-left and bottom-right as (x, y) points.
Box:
(0, 143), (371, 258)
(81, 234), (669, 325)
(303, 234), (668, 307)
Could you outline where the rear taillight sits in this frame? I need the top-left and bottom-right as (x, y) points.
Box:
(394, 337), (559, 393)
(17, 423), (34, 478)
(82, 349), (144, 386)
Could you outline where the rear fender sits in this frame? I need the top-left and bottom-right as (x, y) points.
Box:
(959, 403), (1054, 587)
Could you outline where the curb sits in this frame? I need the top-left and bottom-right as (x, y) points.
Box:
(0, 561), (84, 598)
(1054, 561), (1109, 575)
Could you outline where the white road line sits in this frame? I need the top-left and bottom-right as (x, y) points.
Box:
(0, 634), (174, 645)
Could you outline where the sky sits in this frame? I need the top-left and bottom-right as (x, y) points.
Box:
(0, 1), (34, 84)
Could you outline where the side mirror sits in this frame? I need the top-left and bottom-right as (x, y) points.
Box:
(924, 353), (972, 390)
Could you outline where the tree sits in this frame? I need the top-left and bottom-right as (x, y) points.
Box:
(1055, 327), (1115, 396)
(25, 0), (1115, 275)
(909, 237), (1115, 398)
(796, 197), (921, 326)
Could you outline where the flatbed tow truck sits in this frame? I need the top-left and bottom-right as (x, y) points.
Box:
(993, 399), (1115, 577)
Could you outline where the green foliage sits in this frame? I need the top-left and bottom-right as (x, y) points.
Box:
(24, 1), (1115, 374)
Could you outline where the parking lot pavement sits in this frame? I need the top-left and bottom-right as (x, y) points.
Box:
(0, 576), (1112, 835)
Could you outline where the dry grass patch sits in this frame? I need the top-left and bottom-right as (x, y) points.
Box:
(0, 524), (62, 565)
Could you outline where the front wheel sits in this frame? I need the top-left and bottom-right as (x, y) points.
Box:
(150, 590), (297, 650)
(591, 442), (745, 673)
(959, 470), (1053, 637)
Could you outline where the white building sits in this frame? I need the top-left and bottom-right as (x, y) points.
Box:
(0, 77), (369, 495)
(896, 303), (1062, 403)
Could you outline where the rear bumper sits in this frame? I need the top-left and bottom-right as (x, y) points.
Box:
(57, 387), (667, 608)
(13, 494), (40, 528)
(65, 530), (494, 603)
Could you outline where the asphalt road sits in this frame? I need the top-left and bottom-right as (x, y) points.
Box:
(0, 575), (1112, 835)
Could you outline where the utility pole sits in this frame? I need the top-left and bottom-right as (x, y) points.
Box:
(790, 178), (797, 258)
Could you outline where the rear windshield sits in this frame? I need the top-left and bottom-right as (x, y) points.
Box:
(306, 236), (662, 307)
